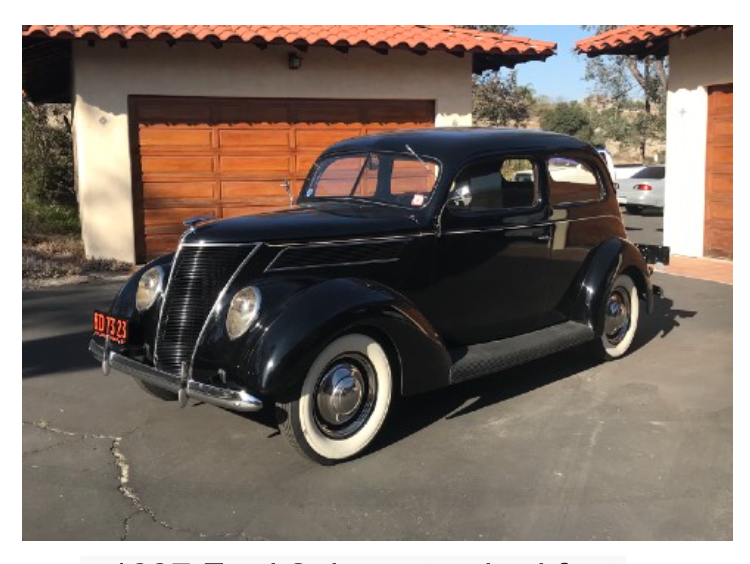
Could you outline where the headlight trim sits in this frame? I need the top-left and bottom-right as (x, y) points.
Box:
(226, 286), (261, 341)
(135, 266), (165, 312)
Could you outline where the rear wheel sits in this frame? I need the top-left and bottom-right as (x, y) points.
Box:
(276, 333), (393, 464)
(591, 273), (640, 361)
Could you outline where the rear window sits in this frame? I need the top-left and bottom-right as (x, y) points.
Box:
(631, 166), (665, 180)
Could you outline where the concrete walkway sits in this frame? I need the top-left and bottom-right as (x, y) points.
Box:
(656, 256), (733, 286)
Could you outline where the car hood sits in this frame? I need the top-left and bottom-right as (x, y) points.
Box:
(182, 203), (426, 245)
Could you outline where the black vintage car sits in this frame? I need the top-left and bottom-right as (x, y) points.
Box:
(90, 128), (668, 464)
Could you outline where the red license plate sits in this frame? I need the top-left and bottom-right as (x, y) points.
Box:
(93, 311), (129, 345)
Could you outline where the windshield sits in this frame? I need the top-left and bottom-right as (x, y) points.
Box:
(299, 152), (441, 208)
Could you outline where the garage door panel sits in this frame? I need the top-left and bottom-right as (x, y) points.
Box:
(295, 128), (360, 149)
(143, 181), (216, 200)
(220, 155), (291, 174)
(222, 181), (290, 199)
(219, 129), (291, 148)
(144, 235), (183, 256)
(132, 97), (434, 261)
(145, 206), (217, 225)
(295, 152), (322, 175)
(141, 156), (214, 175)
(139, 128), (213, 148)
(705, 84), (733, 259)
(708, 146), (733, 167)
(709, 119), (733, 143)
(707, 173), (733, 196)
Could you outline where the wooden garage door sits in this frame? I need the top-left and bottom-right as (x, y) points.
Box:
(704, 84), (733, 259)
(130, 97), (435, 262)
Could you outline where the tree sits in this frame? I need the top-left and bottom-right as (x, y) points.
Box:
(580, 25), (668, 158)
(473, 71), (534, 127)
(539, 101), (596, 142)
(457, 26), (534, 127)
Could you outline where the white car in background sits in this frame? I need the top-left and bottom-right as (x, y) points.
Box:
(596, 147), (617, 183)
(614, 164), (647, 180)
(616, 165), (666, 214)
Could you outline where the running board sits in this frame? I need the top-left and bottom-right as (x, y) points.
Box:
(449, 321), (595, 384)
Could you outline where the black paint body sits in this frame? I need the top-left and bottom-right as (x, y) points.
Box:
(94, 129), (653, 401)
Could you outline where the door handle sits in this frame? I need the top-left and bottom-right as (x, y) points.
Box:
(535, 234), (552, 242)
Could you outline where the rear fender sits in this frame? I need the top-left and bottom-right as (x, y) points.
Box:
(569, 238), (653, 335)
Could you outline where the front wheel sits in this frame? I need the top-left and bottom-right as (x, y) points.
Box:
(591, 273), (640, 361)
(276, 333), (393, 465)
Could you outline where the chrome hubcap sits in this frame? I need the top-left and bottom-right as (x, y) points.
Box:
(314, 354), (376, 439)
(604, 288), (631, 345)
(316, 362), (365, 425)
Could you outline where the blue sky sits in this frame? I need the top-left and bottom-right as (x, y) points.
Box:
(511, 25), (594, 101)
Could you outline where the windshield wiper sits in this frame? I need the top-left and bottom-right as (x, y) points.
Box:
(405, 144), (430, 171)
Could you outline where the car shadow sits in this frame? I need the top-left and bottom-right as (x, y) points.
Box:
(23, 330), (97, 379)
(369, 293), (696, 454)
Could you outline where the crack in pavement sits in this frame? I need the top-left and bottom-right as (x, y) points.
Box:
(23, 419), (250, 541)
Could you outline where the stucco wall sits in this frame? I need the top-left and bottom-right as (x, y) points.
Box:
(664, 27), (732, 258)
(72, 41), (473, 262)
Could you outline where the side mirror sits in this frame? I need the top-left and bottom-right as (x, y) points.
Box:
(614, 182), (620, 191)
(448, 185), (472, 208)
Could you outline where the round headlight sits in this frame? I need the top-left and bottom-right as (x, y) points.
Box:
(226, 286), (261, 340)
(135, 266), (164, 312)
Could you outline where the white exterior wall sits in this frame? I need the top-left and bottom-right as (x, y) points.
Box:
(72, 41), (473, 262)
(664, 27), (732, 258)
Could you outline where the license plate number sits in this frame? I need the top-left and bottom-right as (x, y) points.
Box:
(93, 311), (129, 345)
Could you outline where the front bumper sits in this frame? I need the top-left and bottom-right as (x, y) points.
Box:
(89, 339), (263, 412)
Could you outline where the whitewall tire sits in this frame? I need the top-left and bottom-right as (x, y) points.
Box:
(594, 273), (640, 360)
(276, 333), (393, 464)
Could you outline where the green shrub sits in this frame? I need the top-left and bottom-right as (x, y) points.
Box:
(22, 198), (80, 239)
(23, 102), (74, 201)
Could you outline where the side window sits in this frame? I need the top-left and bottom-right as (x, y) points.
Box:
(449, 157), (538, 212)
(547, 157), (602, 205)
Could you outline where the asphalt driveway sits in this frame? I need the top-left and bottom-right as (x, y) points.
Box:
(22, 273), (732, 541)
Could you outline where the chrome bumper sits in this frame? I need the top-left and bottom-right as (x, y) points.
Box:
(89, 339), (263, 412)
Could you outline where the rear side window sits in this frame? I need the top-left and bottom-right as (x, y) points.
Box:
(449, 157), (538, 212)
(547, 157), (602, 205)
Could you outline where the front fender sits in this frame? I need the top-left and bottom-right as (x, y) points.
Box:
(94, 253), (175, 356)
(245, 278), (451, 398)
(568, 238), (653, 335)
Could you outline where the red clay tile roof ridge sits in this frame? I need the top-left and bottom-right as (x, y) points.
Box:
(576, 25), (723, 54)
(22, 25), (557, 56)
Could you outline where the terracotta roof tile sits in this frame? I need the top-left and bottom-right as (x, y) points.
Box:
(22, 25), (556, 59)
(576, 25), (725, 56)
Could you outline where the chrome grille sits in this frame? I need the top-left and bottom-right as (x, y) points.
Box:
(155, 245), (254, 375)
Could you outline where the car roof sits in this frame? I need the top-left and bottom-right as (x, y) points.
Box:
(323, 127), (595, 163)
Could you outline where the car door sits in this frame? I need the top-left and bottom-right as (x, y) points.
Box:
(426, 155), (554, 346)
